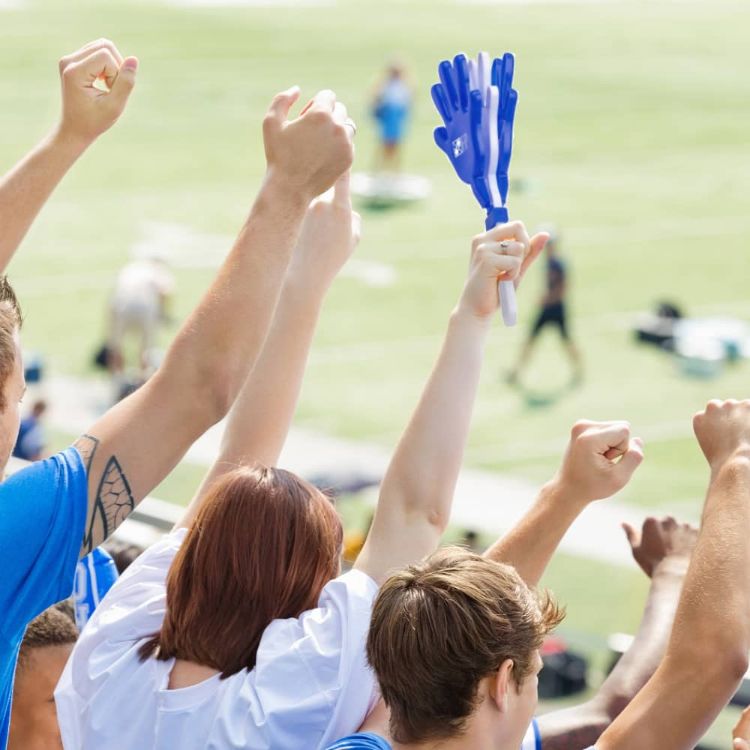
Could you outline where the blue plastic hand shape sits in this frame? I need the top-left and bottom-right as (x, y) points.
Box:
(431, 54), (491, 208)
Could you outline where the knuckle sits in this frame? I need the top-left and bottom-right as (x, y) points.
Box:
(308, 109), (331, 126)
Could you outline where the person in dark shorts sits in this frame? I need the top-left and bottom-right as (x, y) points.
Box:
(508, 229), (582, 385)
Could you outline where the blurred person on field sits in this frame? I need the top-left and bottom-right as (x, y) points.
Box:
(8, 607), (78, 750)
(372, 61), (413, 173)
(12, 399), (47, 462)
(508, 228), (582, 386)
(106, 253), (175, 380)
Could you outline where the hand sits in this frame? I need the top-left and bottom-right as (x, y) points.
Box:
(263, 87), (354, 201)
(693, 399), (750, 474)
(734, 705), (750, 750)
(57, 39), (138, 146)
(287, 171), (361, 292)
(622, 516), (697, 578)
(554, 420), (644, 504)
(457, 221), (547, 320)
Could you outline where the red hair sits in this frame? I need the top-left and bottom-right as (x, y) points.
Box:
(139, 465), (343, 678)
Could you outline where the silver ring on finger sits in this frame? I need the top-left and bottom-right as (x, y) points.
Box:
(344, 117), (357, 137)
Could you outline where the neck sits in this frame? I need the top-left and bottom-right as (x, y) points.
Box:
(392, 721), (505, 750)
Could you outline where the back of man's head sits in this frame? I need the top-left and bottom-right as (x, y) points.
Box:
(10, 607), (78, 750)
(367, 547), (564, 745)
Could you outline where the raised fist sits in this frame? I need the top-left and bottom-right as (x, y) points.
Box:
(693, 399), (750, 473)
(58, 39), (137, 145)
(288, 171), (361, 292)
(263, 87), (354, 201)
(555, 420), (644, 504)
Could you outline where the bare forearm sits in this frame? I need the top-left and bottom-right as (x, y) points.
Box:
(536, 567), (684, 750)
(484, 481), (584, 586)
(192, 278), (324, 510)
(0, 128), (87, 272)
(670, 458), (750, 661)
(163, 174), (308, 417)
(380, 309), (491, 527)
(596, 565), (684, 715)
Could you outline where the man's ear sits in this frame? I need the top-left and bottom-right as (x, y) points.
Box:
(490, 658), (515, 714)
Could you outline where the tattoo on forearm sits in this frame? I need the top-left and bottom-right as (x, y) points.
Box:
(76, 435), (135, 556)
(74, 434), (99, 474)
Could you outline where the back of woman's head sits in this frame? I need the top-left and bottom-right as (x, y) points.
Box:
(139, 465), (343, 678)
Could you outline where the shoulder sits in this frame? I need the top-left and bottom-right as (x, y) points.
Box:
(324, 733), (392, 750)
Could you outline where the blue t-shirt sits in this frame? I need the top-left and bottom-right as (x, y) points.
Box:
(327, 733), (392, 750)
(0, 448), (88, 749)
(326, 718), (541, 750)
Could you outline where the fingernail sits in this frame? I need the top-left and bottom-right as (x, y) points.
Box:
(123, 57), (138, 72)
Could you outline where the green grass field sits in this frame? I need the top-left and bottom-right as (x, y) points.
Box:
(2, 1), (749, 744)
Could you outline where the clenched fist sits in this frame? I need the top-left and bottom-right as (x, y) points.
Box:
(287, 171), (361, 292)
(263, 87), (354, 202)
(555, 420), (644, 504)
(693, 399), (750, 474)
(57, 39), (137, 146)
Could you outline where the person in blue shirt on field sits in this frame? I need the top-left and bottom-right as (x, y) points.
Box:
(0, 36), (355, 749)
(372, 61), (413, 172)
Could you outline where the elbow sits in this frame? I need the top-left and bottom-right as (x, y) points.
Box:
(722, 647), (750, 684)
(154, 359), (234, 427)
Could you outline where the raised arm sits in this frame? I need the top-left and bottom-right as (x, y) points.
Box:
(598, 399), (750, 750)
(537, 517), (695, 750)
(354, 222), (548, 584)
(177, 171), (360, 529)
(76, 88), (354, 555)
(484, 419), (643, 586)
(0, 39), (136, 273)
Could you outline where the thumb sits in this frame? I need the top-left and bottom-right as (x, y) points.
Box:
(333, 170), (352, 207)
(734, 740), (750, 750)
(614, 441), (645, 482)
(265, 86), (301, 130)
(433, 126), (450, 153)
(622, 522), (639, 548)
(517, 232), (549, 286)
(109, 57), (138, 107)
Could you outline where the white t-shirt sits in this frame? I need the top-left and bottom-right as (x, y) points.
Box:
(55, 529), (380, 750)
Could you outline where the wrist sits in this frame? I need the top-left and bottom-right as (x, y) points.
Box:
(710, 451), (750, 481)
(652, 556), (690, 579)
(450, 305), (494, 334)
(545, 474), (592, 510)
(280, 271), (328, 311)
(262, 167), (315, 208)
(49, 123), (93, 159)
